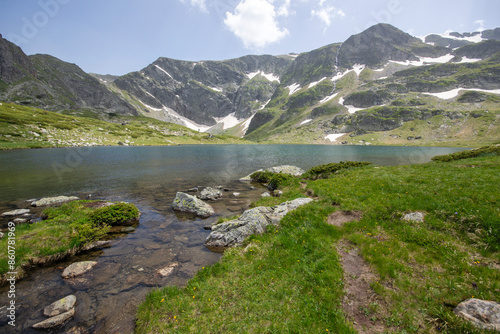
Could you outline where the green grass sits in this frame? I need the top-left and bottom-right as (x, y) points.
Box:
(136, 150), (500, 333)
(0, 200), (139, 277)
(0, 102), (251, 150)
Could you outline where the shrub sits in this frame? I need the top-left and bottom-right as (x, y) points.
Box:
(250, 171), (299, 190)
(303, 161), (372, 179)
(90, 202), (140, 226)
(431, 145), (500, 162)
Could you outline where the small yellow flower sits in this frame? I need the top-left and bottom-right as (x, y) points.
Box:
(161, 299), (164, 302)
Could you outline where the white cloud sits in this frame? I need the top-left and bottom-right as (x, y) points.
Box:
(277, 0), (292, 17)
(224, 0), (289, 49)
(311, 0), (345, 29)
(475, 19), (485, 32)
(179, 0), (208, 13)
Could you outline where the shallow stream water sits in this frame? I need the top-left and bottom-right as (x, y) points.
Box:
(0, 145), (466, 333)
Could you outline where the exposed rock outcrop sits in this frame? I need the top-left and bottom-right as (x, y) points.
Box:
(205, 198), (314, 252)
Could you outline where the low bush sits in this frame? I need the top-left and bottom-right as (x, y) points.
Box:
(250, 171), (299, 190)
(431, 145), (500, 162)
(303, 161), (372, 179)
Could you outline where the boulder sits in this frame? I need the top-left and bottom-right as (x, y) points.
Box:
(62, 261), (98, 278)
(32, 308), (75, 329)
(44, 295), (77, 317)
(172, 192), (215, 218)
(205, 198), (313, 252)
(197, 187), (222, 201)
(266, 165), (305, 176)
(454, 298), (500, 331)
(31, 196), (79, 207)
(240, 165), (305, 181)
(1, 209), (30, 217)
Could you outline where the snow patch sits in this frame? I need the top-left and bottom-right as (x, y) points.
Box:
(242, 114), (256, 135)
(439, 31), (484, 43)
(300, 119), (312, 126)
(259, 99), (271, 110)
(320, 93), (338, 104)
(308, 77), (327, 88)
(138, 99), (163, 112)
(378, 77), (388, 80)
(325, 134), (346, 142)
(247, 71), (280, 82)
(456, 57), (482, 63)
(287, 83), (301, 96)
(339, 97), (365, 114)
(353, 64), (366, 76)
(154, 65), (174, 79)
(210, 86), (223, 93)
(214, 113), (241, 130)
(423, 88), (500, 100)
(389, 54), (454, 67)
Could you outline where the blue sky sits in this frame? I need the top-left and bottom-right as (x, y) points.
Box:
(0, 0), (499, 75)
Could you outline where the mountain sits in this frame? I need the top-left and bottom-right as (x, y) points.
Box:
(0, 34), (137, 116)
(1, 24), (499, 146)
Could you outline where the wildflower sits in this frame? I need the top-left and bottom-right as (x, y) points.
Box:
(161, 299), (164, 302)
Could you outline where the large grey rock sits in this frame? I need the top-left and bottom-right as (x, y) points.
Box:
(62, 261), (98, 279)
(1, 209), (30, 217)
(172, 192), (215, 218)
(240, 165), (305, 181)
(454, 298), (500, 331)
(197, 187), (222, 201)
(31, 196), (79, 207)
(205, 198), (313, 252)
(32, 308), (75, 329)
(44, 295), (77, 317)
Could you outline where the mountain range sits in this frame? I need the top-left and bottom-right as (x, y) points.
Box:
(1, 24), (499, 145)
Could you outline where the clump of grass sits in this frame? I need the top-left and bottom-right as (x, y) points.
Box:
(431, 145), (500, 162)
(90, 202), (139, 226)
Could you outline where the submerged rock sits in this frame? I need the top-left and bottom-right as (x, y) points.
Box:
(197, 187), (222, 201)
(157, 262), (179, 277)
(32, 308), (75, 329)
(172, 192), (215, 218)
(205, 198), (313, 252)
(454, 298), (500, 331)
(44, 295), (77, 317)
(1, 208), (30, 217)
(62, 261), (98, 279)
(31, 196), (79, 207)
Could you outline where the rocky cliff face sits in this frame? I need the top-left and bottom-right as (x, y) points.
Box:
(111, 55), (293, 130)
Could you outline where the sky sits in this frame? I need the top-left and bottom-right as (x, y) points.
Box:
(0, 0), (499, 76)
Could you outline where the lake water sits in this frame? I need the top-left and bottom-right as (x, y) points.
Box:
(0, 145), (466, 333)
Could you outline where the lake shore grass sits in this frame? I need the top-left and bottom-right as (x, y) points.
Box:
(136, 149), (500, 333)
(0, 200), (139, 282)
(0, 103), (250, 150)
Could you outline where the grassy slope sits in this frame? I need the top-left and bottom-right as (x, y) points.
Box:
(136, 153), (500, 333)
(0, 103), (250, 150)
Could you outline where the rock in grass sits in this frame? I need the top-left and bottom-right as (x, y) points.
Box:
(43, 295), (77, 317)
(1, 208), (30, 217)
(172, 192), (215, 218)
(33, 308), (75, 329)
(31, 196), (79, 207)
(454, 298), (500, 331)
(62, 261), (98, 278)
(205, 198), (313, 252)
(402, 212), (425, 223)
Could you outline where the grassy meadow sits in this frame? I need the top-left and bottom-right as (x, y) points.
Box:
(136, 148), (500, 333)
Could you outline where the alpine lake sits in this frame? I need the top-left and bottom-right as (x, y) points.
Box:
(0, 144), (466, 333)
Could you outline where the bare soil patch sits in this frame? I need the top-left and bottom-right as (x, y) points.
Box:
(338, 241), (392, 334)
(327, 210), (363, 226)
